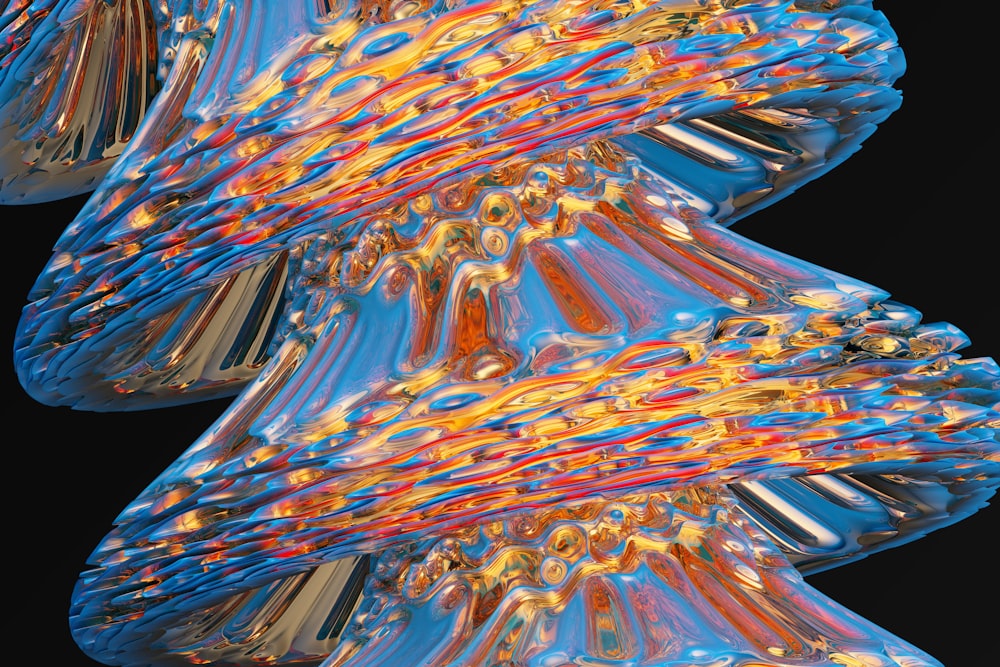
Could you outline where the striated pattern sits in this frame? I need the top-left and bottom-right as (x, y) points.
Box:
(0, 0), (161, 202)
(86, 145), (997, 562)
(13, 0), (903, 408)
(329, 488), (942, 666)
(67, 144), (1000, 667)
(4, 1), (998, 667)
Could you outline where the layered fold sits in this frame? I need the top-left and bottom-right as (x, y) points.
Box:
(14, 0), (903, 408)
(69, 143), (999, 666)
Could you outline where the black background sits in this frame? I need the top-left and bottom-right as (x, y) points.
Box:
(3, 2), (997, 665)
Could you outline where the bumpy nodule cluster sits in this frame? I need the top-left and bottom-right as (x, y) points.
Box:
(3, 1), (996, 666)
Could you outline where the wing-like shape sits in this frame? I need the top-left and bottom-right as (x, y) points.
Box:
(15, 0), (904, 409)
(70, 141), (1000, 666)
(7, 1), (997, 666)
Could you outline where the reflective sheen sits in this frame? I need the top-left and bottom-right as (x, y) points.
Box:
(4, 1), (997, 666)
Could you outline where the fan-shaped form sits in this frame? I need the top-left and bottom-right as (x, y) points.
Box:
(5, 1), (997, 666)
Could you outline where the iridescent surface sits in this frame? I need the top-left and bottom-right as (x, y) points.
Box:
(331, 488), (944, 666)
(12, 0), (906, 409)
(4, 1), (998, 666)
(0, 0), (160, 202)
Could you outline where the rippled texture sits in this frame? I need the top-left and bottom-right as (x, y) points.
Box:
(13, 0), (905, 409)
(0, 0), (160, 202)
(331, 489), (943, 666)
(5, 1), (998, 666)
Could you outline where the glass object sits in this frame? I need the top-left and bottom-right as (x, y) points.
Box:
(4, 1), (997, 666)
